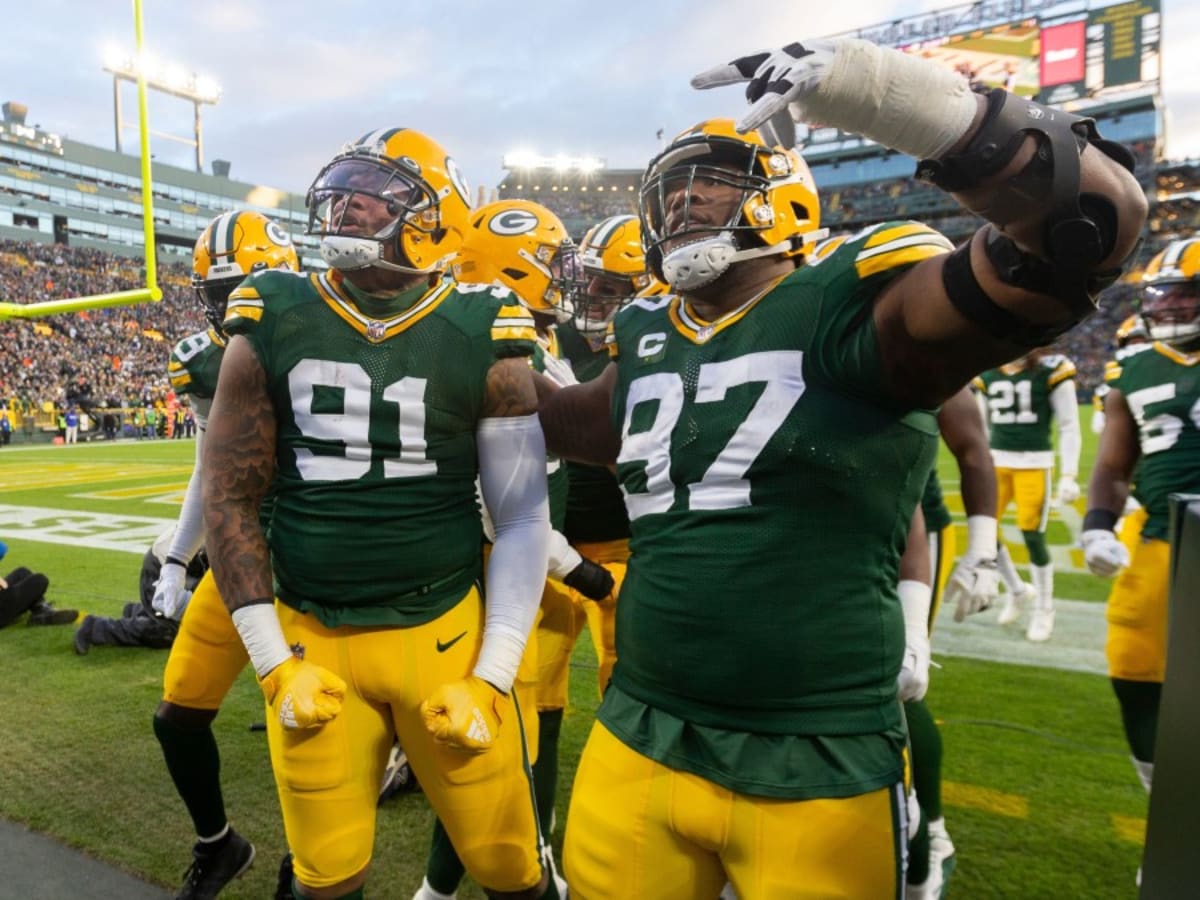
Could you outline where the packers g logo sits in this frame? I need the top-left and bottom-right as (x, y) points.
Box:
(488, 209), (539, 236)
(265, 222), (293, 247)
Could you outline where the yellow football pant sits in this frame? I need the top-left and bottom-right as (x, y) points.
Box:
(563, 722), (904, 899)
(995, 467), (1052, 532)
(535, 539), (628, 709)
(1106, 537), (1169, 683)
(161, 570), (247, 709)
(270, 588), (544, 892)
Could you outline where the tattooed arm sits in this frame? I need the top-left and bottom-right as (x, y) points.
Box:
(537, 362), (620, 466)
(201, 334), (346, 727)
(201, 335), (275, 614)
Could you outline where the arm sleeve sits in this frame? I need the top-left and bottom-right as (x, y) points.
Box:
(475, 413), (551, 692)
(1050, 380), (1081, 478)
(166, 425), (207, 564)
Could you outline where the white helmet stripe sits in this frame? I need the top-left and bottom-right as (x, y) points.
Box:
(590, 214), (636, 250)
(209, 210), (239, 258)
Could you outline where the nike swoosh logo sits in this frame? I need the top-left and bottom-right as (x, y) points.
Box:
(436, 631), (468, 653)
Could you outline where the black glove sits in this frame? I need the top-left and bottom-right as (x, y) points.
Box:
(563, 557), (615, 601)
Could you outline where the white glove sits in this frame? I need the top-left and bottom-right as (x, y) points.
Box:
(897, 580), (932, 703)
(691, 40), (839, 134)
(1057, 475), (1081, 505)
(945, 553), (1000, 622)
(541, 352), (578, 388)
(151, 561), (191, 619)
(1081, 529), (1130, 578)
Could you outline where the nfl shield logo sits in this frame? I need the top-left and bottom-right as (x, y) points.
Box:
(367, 320), (386, 340)
(696, 326), (713, 343)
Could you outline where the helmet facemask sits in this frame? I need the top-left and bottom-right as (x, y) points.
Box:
(1140, 281), (1200, 350)
(639, 126), (823, 292)
(641, 158), (765, 292)
(194, 278), (242, 335)
(307, 156), (442, 274)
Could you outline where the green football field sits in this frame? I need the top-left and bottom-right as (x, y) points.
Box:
(0, 410), (1147, 899)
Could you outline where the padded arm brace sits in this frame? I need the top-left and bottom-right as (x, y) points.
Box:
(476, 414), (551, 693)
(918, 88), (1137, 325)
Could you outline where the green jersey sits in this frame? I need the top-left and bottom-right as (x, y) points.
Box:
(557, 322), (630, 543)
(602, 221), (946, 798)
(1106, 342), (1200, 541)
(921, 470), (952, 534)
(167, 328), (226, 424)
(974, 355), (1076, 465)
(223, 270), (536, 627)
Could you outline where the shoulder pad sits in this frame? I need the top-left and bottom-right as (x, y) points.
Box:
(1116, 342), (1154, 362)
(846, 221), (955, 281)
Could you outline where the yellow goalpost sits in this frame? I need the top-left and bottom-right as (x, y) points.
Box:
(0, 0), (161, 321)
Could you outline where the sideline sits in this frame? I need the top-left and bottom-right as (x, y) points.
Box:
(0, 819), (168, 899)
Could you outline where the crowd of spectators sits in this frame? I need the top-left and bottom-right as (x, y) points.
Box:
(3, 143), (1197, 435)
(0, 240), (205, 438)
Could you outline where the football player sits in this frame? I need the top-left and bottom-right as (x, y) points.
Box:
(973, 348), (1081, 641)
(908, 387), (998, 900)
(1083, 238), (1200, 828)
(1092, 315), (1149, 435)
(202, 129), (560, 900)
(150, 210), (299, 899)
(413, 199), (606, 900)
(537, 30), (1146, 896)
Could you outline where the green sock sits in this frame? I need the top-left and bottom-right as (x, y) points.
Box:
(1111, 678), (1162, 761)
(425, 818), (465, 896)
(907, 810), (930, 884)
(1022, 530), (1050, 566)
(905, 698), (944, 820)
(152, 714), (227, 839)
(533, 708), (564, 842)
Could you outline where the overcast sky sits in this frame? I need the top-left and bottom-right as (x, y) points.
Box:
(4, 0), (1197, 196)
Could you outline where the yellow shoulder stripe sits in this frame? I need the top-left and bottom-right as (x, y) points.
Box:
(855, 224), (954, 280)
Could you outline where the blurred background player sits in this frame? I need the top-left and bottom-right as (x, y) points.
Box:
(413, 198), (606, 900)
(72, 527), (207, 654)
(558, 214), (666, 693)
(973, 350), (1081, 641)
(908, 387), (998, 900)
(151, 210), (299, 900)
(1092, 315), (1150, 436)
(1083, 238), (1200, 833)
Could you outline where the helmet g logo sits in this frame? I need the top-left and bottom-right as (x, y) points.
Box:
(265, 222), (293, 247)
(489, 209), (539, 236)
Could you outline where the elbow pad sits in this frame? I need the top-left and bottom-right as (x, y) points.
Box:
(918, 88), (1137, 319)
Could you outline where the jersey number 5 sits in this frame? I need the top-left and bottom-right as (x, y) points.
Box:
(617, 351), (805, 519)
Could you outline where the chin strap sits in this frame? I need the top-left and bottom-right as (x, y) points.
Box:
(662, 230), (825, 291)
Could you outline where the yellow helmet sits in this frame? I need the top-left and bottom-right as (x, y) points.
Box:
(451, 199), (581, 319)
(192, 211), (299, 334)
(639, 118), (823, 291)
(574, 214), (663, 333)
(306, 127), (472, 274)
(1139, 238), (1200, 349)
(1114, 314), (1149, 348)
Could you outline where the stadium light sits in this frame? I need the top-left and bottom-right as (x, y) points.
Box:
(103, 46), (221, 172)
(501, 151), (607, 173)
